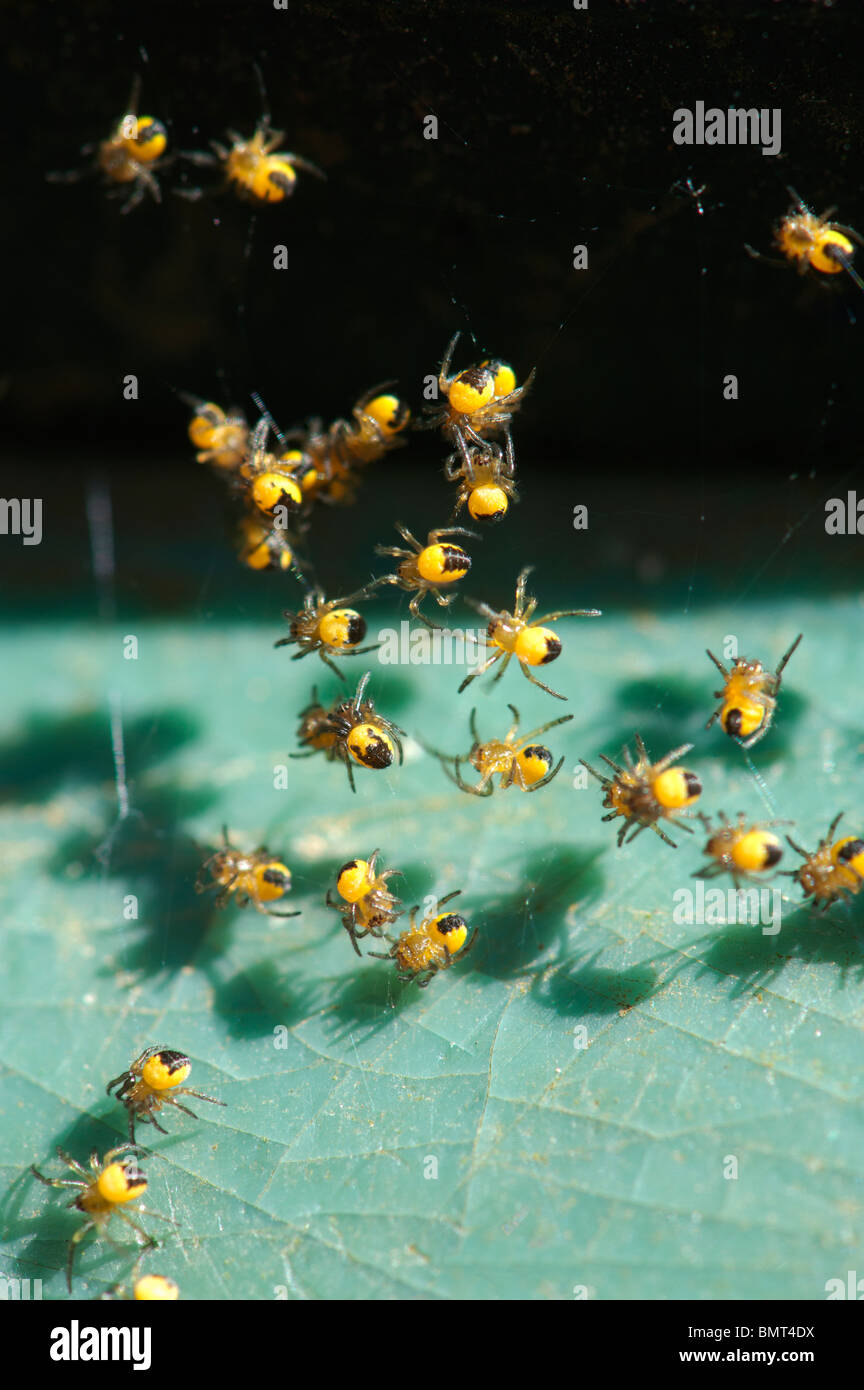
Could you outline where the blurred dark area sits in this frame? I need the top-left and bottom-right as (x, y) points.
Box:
(2, 0), (864, 613)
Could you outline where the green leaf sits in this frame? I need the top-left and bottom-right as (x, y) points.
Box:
(2, 598), (863, 1300)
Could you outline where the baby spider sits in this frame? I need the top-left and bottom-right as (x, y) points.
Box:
(326, 387), (411, 474)
(580, 734), (702, 848)
(326, 850), (404, 956)
(420, 334), (533, 473)
(291, 672), (405, 792)
(30, 1145), (172, 1292)
(429, 705), (574, 796)
(236, 514), (302, 574)
(292, 685), (340, 761)
(183, 395), (250, 471)
(446, 441), (519, 523)
(374, 523), (477, 630)
(47, 76), (169, 214)
(746, 187), (864, 291)
(369, 890), (477, 988)
(274, 584), (381, 679)
(693, 811), (789, 887)
(106, 1045), (226, 1144)
(195, 826), (300, 917)
(706, 633), (802, 750)
(184, 108), (324, 204)
(458, 566), (601, 701)
(783, 813), (864, 910)
(236, 415), (305, 519)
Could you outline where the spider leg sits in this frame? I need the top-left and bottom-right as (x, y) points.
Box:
(102, 1143), (144, 1164)
(581, 758), (609, 785)
(504, 704), (521, 741)
(705, 648), (729, 678)
(317, 649), (347, 682)
(343, 752), (357, 794)
(440, 332), (459, 378)
(469, 707), (483, 744)
(501, 429), (515, 476)
(740, 724), (769, 750)
(408, 590), (434, 629)
(345, 917), (364, 958)
(30, 1167), (85, 1189)
(67, 1220), (95, 1292)
(773, 632), (803, 680)
(120, 181), (148, 215)
(105, 1068), (133, 1097)
(284, 153), (326, 180)
(692, 861), (725, 880)
(62, 1149), (97, 1178)
(518, 713), (574, 744)
(116, 1211), (165, 1244)
(744, 245), (789, 270)
(650, 823), (679, 848)
(430, 588), (457, 608)
(458, 649), (500, 692)
(394, 523), (420, 551)
(212, 878), (237, 909)
(514, 567), (533, 612)
(526, 754), (566, 791)
(46, 164), (92, 186)
(784, 834), (811, 858)
(194, 851), (222, 892)
(536, 608), (601, 622)
(517, 661), (567, 701)
(451, 762), (493, 796)
(436, 890), (463, 910)
(428, 525), (479, 543)
(651, 743), (694, 773)
(162, 1098), (200, 1120)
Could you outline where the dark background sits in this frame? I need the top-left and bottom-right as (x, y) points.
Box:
(3, 0), (864, 614)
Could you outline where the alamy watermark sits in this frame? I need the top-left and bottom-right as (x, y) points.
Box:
(0, 498), (42, 545)
(672, 882), (782, 935)
(376, 622), (486, 667)
(0, 1276), (43, 1299)
(672, 102), (781, 157)
(825, 491), (864, 535)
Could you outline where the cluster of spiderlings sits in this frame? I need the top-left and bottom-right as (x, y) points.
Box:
(30, 1044), (226, 1293)
(578, 638), (804, 851)
(183, 387), (412, 575)
(326, 858), (474, 986)
(291, 671), (405, 793)
(47, 78), (325, 214)
(574, 634), (864, 913)
(419, 335), (533, 523)
(45, 67), (864, 1307)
